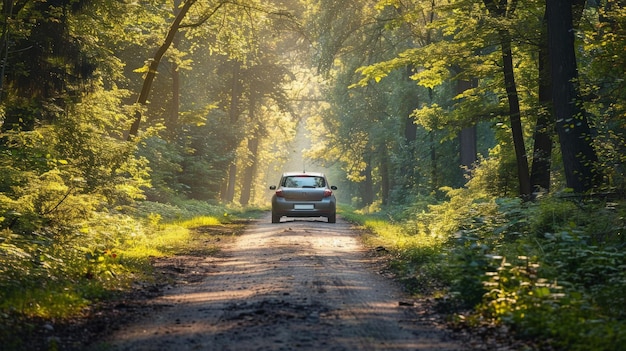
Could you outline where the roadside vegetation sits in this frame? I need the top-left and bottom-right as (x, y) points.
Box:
(344, 176), (626, 351)
(0, 195), (261, 350)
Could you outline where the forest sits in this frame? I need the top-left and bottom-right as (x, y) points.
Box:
(0, 0), (625, 349)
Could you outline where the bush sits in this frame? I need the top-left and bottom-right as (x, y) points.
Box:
(423, 187), (626, 350)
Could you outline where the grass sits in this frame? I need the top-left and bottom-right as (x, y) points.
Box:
(174, 215), (223, 228)
(0, 205), (258, 324)
(0, 201), (262, 350)
(341, 208), (450, 296)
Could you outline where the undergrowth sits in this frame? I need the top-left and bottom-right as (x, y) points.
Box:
(346, 192), (626, 350)
(0, 199), (256, 349)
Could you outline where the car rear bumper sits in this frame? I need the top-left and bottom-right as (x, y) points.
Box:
(272, 197), (336, 217)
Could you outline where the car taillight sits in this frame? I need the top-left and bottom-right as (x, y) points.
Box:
(275, 189), (284, 197)
(324, 189), (333, 197)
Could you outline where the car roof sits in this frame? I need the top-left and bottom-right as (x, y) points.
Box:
(281, 171), (325, 177)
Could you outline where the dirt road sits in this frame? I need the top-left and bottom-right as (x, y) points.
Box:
(99, 215), (465, 351)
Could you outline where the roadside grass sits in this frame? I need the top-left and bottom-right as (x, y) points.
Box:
(340, 208), (450, 297)
(0, 201), (261, 347)
(175, 215), (223, 228)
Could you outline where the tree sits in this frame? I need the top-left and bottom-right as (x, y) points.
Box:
(546, 0), (599, 192)
(529, 10), (553, 194)
(238, 57), (294, 205)
(482, 0), (531, 198)
(127, 0), (200, 139)
(0, 0), (97, 132)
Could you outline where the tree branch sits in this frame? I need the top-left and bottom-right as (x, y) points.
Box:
(128, 0), (198, 139)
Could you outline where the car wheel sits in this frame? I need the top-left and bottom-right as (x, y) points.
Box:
(328, 212), (336, 223)
(272, 212), (281, 223)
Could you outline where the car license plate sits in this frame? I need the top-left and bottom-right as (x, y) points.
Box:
(294, 204), (314, 210)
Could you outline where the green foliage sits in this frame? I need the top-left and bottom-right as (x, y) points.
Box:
(472, 229), (626, 350)
(354, 146), (626, 350)
(0, 197), (244, 322)
(410, 182), (626, 350)
(137, 136), (186, 201)
(133, 199), (234, 222)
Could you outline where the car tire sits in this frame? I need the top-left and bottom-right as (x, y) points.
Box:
(272, 212), (281, 223)
(328, 212), (336, 223)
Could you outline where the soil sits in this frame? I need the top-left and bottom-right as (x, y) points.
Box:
(28, 214), (517, 350)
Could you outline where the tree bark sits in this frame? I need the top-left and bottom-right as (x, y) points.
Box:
(546, 0), (599, 192)
(529, 12), (553, 194)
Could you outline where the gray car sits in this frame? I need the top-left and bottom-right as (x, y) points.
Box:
(269, 172), (337, 223)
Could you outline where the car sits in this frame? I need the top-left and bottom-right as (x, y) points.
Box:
(269, 172), (337, 223)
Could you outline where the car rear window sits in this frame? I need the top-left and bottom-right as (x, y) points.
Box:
(282, 176), (326, 188)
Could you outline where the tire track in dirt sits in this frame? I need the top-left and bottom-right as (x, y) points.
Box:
(98, 215), (465, 351)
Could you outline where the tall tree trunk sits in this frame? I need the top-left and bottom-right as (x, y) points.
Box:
(483, 0), (531, 198)
(529, 12), (553, 194)
(361, 160), (374, 206)
(239, 133), (259, 206)
(127, 0), (197, 139)
(225, 163), (237, 202)
(546, 0), (599, 192)
(169, 58), (180, 133)
(457, 79), (477, 175)
(403, 67), (418, 144)
(426, 88), (438, 192)
(380, 144), (390, 206)
(400, 66), (419, 197)
(239, 91), (258, 206)
(430, 132), (437, 192)
(500, 29), (532, 198)
(223, 61), (242, 203)
(459, 126), (477, 170)
(168, 0), (182, 136)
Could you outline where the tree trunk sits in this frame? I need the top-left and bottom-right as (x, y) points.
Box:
(167, 0), (182, 135)
(546, 0), (599, 192)
(529, 12), (553, 194)
(380, 144), (390, 206)
(225, 163), (237, 203)
(500, 29), (532, 198)
(169, 59), (180, 133)
(403, 67), (418, 144)
(482, 0), (531, 198)
(361, 161), (374, 206)
(223, 62), (242, 203)
(457, 79), (477, 175)
(239, 90), (258, 206)
(459, 126), (477, 170)
(430, 131), (437, 192)
(127, 0), (197, 139)
(239, 133), (259, 206)
(167, 1), (181, 136)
